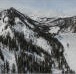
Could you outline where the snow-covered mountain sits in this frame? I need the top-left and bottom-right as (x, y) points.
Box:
(0, 7), (75, 73)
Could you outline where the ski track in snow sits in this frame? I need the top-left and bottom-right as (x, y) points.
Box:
(56, 33), (76, 72)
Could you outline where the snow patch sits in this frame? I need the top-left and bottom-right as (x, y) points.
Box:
(36, 37), (52, 55)
(0, 20), (14, 39)
(49, 26), (60, 34)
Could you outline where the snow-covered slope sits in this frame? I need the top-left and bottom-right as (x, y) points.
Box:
(56, 33), (76, 72)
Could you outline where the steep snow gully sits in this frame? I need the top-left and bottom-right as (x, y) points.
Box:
(0, 7), (75, 73)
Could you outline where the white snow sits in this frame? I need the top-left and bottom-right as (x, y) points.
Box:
(49, 26), (60, 34)
(15, 17), (20, 24)
(56, 33), (76, 72)
(36, 37), (52, 55)
(3, 16), (9, 23)
(0, 20), (14, 39)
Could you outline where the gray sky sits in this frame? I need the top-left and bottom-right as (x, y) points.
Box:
(0, 0), (76, 17)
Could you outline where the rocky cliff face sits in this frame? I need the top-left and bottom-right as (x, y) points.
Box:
(0, 7), (74, 73)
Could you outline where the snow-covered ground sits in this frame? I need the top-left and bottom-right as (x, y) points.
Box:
(49, 26), (60, 34)
(56, 33), (76, 72)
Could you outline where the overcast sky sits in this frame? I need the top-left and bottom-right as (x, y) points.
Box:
(0, 0), (76, 17)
